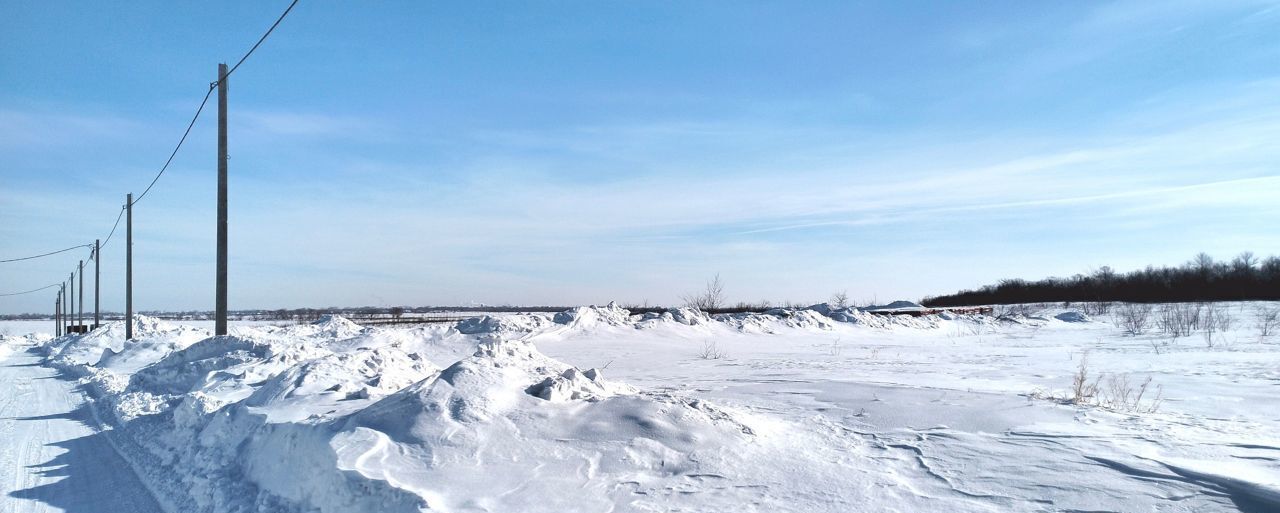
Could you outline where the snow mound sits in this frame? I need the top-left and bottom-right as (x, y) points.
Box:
(771, 309), (839, 330)
(300, 339), (762, 512)
(290, 314), (366, 340)
(667, 306), (713, 325)
(860, 300), (925, 312)
(1, 332), (50, 359)
(455, 314), (553, 335)
(635, 307), (715, 328)
(526, 366), (634, 402)
(45, 315), (210, 370)
(552, 302), (632, 329)
(818, 305), (944, 329)
(353, 339), (572, 426)
(1055, 311), (1091, 323)
(245, 346), (438, 421)
(129, 335), (279, 395)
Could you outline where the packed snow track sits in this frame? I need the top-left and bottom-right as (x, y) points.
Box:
(0, 347), (163, 513)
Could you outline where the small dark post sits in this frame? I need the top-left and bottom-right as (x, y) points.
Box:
(126, 193), (133, 341)
(78, 259), (84, 328)
(215, 63), (229, 336)
(94, 239), (100, 328)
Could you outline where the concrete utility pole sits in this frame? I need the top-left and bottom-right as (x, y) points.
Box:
(55, 290), (61, 336)
(78, 259), (84, 328)
(69, 272), (75, 331)
(94, 239), (100, 328)
(126, 193), (133, 341)
(215, 63), (229, 336)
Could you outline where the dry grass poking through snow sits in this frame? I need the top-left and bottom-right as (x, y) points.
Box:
(1031, 351), (1163, 413)
(697, 340), (728, 359)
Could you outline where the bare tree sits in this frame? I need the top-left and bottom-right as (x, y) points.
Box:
(1264, 256), (1280, 276)
(831, 290), (850, 310)
(1189, 252), (1215, 274)
(390, 306), (405, 320)
(1232, 251), (1258, 273)
(682, 274), (726, 311)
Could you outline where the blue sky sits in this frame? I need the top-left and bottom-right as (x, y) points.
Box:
(2, 1), (1279, 313)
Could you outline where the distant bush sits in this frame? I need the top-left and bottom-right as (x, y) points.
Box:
(923, 251), (1280, 306)
(1201, 304), (1235, 348)
(1156, 303), (1202, 337)
(1256, 306), (1280, 339)
(682, 274), (726, 311)
(1114, 303), (1153, 336)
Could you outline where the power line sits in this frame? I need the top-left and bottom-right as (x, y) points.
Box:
(98, 205), (127, 254)
(130, 87), (215, 205)
(130, 0), (299, 206)
(1, 244), (93, 264)
(0, 283), (61, 297)
(224, 0), (300, 81)
(8, 0), (301, 309)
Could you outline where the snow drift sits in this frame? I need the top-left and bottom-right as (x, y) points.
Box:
(26, 304), (1010, 513)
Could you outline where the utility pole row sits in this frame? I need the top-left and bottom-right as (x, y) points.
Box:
(48, 61), (234, 341)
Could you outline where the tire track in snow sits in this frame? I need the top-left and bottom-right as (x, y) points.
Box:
(0, 346), (164, 513)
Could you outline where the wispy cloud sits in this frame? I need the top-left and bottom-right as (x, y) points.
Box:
(236, 111), (378, 138)
(0, 109), (147, 149)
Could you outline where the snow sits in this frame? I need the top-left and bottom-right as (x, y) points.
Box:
(0, 343), (164, 513)
(859, 299), (926, 312)
(1055, 310), (1090, 322)
(2, 301), (1279, 512)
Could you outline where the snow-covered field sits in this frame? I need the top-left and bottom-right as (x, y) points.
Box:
(2, 302), (1278, 512)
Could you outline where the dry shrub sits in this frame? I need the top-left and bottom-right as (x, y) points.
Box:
(1256, 306), (1280, 339)
(1114, 303), (1153, 336)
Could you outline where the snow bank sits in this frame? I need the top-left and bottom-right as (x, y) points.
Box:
(19, 304), (1011, 513)
(552, 301), (632, 328)
(793, 303), (943, 329)
(0, 332), (47, 359)
(455, 313), (554, 335)
(26, 314), (810, 513)
(860, 300), (925, 312)
(628, 303), (955, 334)
(46, 315), (209, 371)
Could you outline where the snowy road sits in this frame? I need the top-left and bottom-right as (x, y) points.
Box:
(0, 347), (162, 513)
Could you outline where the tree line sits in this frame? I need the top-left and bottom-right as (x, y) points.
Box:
(922, 252), (1280, 307)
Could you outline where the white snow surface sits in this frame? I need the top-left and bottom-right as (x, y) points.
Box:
(2, 302), (1279, 512)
